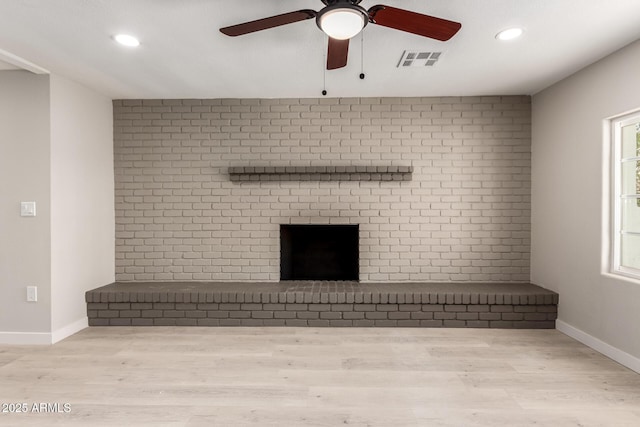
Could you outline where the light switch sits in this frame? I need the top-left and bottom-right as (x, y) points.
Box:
(20, 201), (36, 217)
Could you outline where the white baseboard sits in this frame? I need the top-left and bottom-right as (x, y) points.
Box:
(556, 320), (640, 374)
(0, 317), (88, 345)
(51, 317), (88, 344)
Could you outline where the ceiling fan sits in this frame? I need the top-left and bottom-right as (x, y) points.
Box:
(219, 0), (462, 70)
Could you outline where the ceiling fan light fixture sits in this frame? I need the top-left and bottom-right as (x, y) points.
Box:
(317, 5), (368, 40)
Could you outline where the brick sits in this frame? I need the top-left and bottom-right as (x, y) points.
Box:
(434, 312), (456, 320)
(354, 304), (377, 312)
(455, 312), (479, 320)
(422, 305), (444, 312)
(376, 304), (399, 312)
(365, 312), (387, 320)
(397, 320), (421, 327)
(154, 318), (177, 326)
(176, 303), (197, 310)
(120, 310), (141, 318)
(465, 320), (490, 328)
(98, 310), (120, 318)
(208, 311), (230, 318)
(374, 320), (398, 327)
(308, 320), (330, 327)
(220, 304), (241, 310)
(320, 312), (342, 320)
(443, 320), (466, 328)
(330, 304), (353, 312)
(353, 320), (375, 326)
(388, 312), (411, 320)
(141, 310), (163, 318)
(131, 303), (153, 309)
(524, 313), (548, 321)
(162, 310), (185, 318)
(264, 304), (285, 311)
(399, 304), (422, 312)
(329, 320), (353, 327)
(219, 319), (242, 326)
(296, 311), (319, 319)
(308, 304), (331, 312)
(229, 311), (251, 319)
(490, 305), (514, 313)
(501, 313), (525, 321)
(109, 303), (131, 310)
(343, 312), (365, 320)
(109, 318), (131, 326)
(132, 318), (154, 326)
(467, 305), (490, 313)
(240, 319), (264, 326)
(285, 304), (308, 311)
(176, 318), (198, 326)
(411, 312), (434, 320)
(444, 305), (467, 312)
(285, 319), (308, 326)
(514, 306), (537, 313)
(252, 311), (274, 319)
(479, 313), (501, 321)
(274, 311), (296, 319)
(241, 303), (262, 311)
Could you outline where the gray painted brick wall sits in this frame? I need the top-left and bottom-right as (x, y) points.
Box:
(113, 96), (531, 282)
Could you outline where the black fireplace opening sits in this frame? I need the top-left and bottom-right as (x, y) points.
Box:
(280, 225), (359, 281)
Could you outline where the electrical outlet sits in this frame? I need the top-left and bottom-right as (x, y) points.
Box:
(27, 286), (37, 302)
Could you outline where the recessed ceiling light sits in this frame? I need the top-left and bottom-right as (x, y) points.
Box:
(496, 28), (523, 41)
(113, 34), (140, 47)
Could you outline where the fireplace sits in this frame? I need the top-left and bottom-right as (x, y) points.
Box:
(280, 225), (359, 281)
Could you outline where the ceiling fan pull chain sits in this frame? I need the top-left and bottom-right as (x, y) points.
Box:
(322, 35), (328, 96)
(359, 30), (365, 80)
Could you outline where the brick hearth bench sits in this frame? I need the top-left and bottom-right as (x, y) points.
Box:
(86, 282), (558, 328)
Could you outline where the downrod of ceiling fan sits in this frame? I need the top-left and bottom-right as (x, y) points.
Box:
(320, 0), (364, 6)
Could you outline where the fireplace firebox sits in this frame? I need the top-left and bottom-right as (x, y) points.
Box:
(280, 225), (359, 281)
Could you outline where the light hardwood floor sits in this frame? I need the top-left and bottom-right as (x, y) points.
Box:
(0, 327), (639, 426)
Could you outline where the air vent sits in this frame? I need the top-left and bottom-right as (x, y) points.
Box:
(397, 51), (442, 67)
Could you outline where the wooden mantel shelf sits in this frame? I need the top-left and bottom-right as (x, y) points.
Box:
(228, 165), (413, 182)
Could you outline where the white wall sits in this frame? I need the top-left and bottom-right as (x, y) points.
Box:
(0, 71), (114, 344)
(0, 71), (52, 338)
(532, 39), (640, 367)
(50, 74), (114, 335)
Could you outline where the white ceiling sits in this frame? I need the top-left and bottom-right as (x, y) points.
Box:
(0, 0), (639, 99)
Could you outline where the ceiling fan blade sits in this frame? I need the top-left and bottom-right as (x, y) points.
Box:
(368, 5), (461, 41)
(327, 38), (349, 70)
(220, 9), (316, 36)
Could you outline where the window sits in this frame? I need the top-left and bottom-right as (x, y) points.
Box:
(612, 112), (640, 278)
